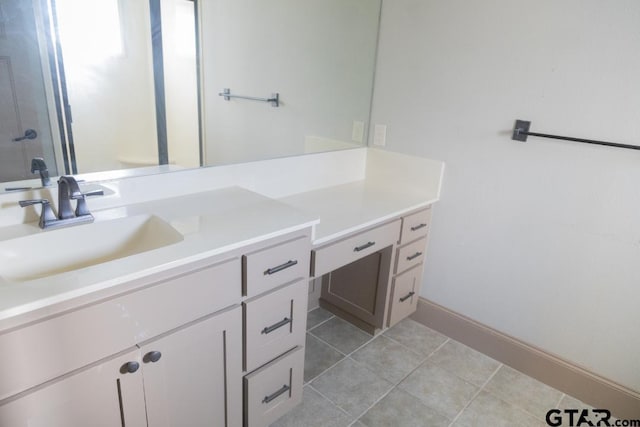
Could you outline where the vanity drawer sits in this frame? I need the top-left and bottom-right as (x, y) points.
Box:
(243, 235), (310, 298)
(244, 279), (307, 373)
(0, 257), (241, 401)
(388, 264), (422, 327)
(244, 346), (304, 427)
(399, 207), (431, 245)
(395, 236), (428, 274)
(312, 219), (401, 277)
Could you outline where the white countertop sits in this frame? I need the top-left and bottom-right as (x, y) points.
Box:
(0, 186), (318, 328)
(279, 181), (438, 245)
(0, 148), (444, 330)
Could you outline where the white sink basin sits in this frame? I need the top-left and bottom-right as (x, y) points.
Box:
(0, 214), (184, 282)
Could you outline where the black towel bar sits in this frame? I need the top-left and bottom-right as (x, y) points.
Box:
(511, 120), (640, 151)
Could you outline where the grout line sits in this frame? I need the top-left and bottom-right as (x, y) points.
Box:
(306, 313), (335, 332)
(343, 333), (378, 356)
(382, 330), (449, 359)
(305, 331), (348, 357)
(345, 337), (454, 424)
(478, 365), (567, 423)
(426, 337), (450, 358)
(447, 363), (503, 427)
(303, 323), (379, 386)
(304, 317), (576, 427)
(349, 384), (397, 424)
(308, 322), (455, 424)
(308, 322), (377, 358)
(302, 349), (346, 385)
(306, 383), (353, 419)
(392, 337), (473, 425)
(479, 387), (551, 423)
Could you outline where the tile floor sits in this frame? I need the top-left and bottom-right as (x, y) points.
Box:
(271, 307), (594, 427)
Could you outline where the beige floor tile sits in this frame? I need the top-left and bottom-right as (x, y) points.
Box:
(304, 333), (344, 383)
(428, 340), (500, 386)
(453, 391), (542, 427)
(307, 307), (334, 330)
(359, 388), (450, 427)
(351, 335), (425, 383)
(383, 318), (448, 356)
(270, 386), (353, 427)
(557, 394), (592, 410)
(399, 360), (478, 419)
(310, 317), (372, 354)
(311, 358), (393, 417)
(484, 365), (563, 420)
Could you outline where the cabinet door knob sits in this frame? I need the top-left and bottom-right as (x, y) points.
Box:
(144, 351), (162, 363)
(121, 361), (139, 374)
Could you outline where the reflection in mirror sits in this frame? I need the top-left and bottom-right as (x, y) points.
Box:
(200, 0), (381, 165)
(0, 0), (58, 182)
(0, 0), (381, 192)
(51, 0), (200, 173)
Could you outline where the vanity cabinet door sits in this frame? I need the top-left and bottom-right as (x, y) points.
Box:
(139, 305), (242, 427)
(0, 349), (147, 427)
(320, 245), (393, 333)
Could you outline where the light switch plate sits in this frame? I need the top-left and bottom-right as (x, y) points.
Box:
(373, 124), (387, 146)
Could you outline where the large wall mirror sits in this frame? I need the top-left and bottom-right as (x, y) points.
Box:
(0, 0), (381, 191)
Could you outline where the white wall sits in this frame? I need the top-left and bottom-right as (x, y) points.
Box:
(370, 0), (640, 392)
(199, 0), (379, 165)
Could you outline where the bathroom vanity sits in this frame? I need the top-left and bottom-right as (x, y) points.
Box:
(0, 148), (443, 426)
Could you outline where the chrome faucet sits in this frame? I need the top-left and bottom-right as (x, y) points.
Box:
(30, 158), (50, 187)
(19, 176), (103, 229)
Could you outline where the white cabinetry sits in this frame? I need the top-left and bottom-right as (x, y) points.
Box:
(0, 251), (246, 427)
(0, 228), (313, 427)
(0, 307), (242, 427)
(139, 306), (242, 427)
(241, 234), (310, 427)
(0, 349), (147, 427)
(387, 207), (432, 327)
(311, 207), (433, 333)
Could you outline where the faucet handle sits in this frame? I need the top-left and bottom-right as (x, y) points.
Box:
(83, 189), (105, 198)
(75, 189), (104, 217)
(19, 199), (58, 228)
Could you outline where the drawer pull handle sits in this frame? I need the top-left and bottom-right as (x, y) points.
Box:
(120, 361), (139, 374)
(411, 223), (427, 231)
(354, 241), (375, 252)
(399, 291), (415, 302)
(263, 384), (290, 404)
(143, 351), (162, 363)
(262, 317), (292, 335)
(406, 252), (423, 261)
(264, 260), (298, 275)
